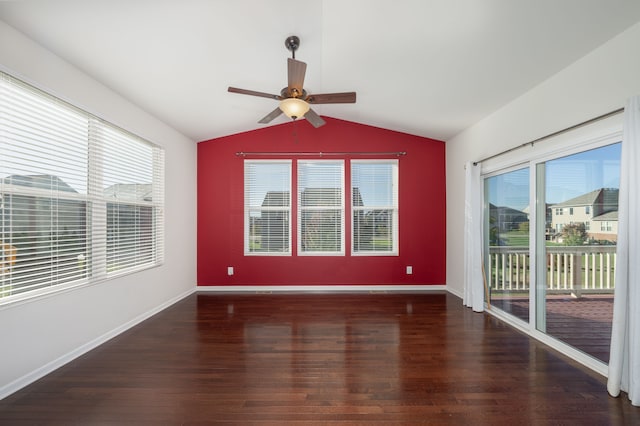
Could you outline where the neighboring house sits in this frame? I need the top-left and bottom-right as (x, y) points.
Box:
(254, 188), (367, 252)
(550, 188), (619, 242)
(590, 210), (619, 242)
(0, 174), (87, 287)
(255, 190), (290, 252)
(489, 203), (528, 232)
(1, 174), (85, 237)
(523, 204), (554, 239)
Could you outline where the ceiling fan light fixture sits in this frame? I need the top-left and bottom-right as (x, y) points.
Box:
(279, 97), (309, 120)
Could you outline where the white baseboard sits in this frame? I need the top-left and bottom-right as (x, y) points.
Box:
(0, 287), (196, 401)
(446, 286), (463, 298)
(197, 284), (447, 293)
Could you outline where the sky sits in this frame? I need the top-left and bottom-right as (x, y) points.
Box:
(487, 142), (621, 210)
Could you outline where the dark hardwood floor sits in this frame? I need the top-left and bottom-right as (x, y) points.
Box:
(1, 292), (638, 425)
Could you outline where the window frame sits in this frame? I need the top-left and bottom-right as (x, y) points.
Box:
(0, 71), (164, 306)
(480, 112), (623, 376)
(243, 160), (292, 256)
(350, 159), (399, 256)
(297, 159), (345, 256)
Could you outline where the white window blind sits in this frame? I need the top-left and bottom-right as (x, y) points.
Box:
(351, 160), (399, 255)
(94, 124), (164, 274)
(298, 160), (344, 255)
(244, 160), (291, 255)
(0, 71), (164, 304)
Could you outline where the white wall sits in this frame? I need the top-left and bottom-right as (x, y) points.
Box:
(0, 21), (197, 397)
(446, 21), (640, 297)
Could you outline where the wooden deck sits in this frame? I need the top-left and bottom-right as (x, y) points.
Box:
(0, 292), (636, 424)
(490, 295), (613, 363)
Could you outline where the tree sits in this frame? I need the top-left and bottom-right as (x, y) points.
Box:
(562, 223), (587, 246)
(489, 215), (499, 245)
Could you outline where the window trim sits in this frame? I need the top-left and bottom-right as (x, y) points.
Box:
(243, 158), (401, 257)
(351, 159), (399, 256)
(297, 159), (345, 256)
(243, 160), (292, 256)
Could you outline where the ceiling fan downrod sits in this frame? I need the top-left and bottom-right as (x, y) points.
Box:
(284, 35), (300, 59)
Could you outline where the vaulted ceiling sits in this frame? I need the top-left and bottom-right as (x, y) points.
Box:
(1, 0), (640, 142)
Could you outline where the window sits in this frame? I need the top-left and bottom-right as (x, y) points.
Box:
(244, 161), (291, 254)
(0, 71), (164, 304)
(243, 158), (398, 257)
(298, 160), (344, 255)
(586, 206), (591, 215)
(555, 208), (563, 215)
(569, 207), (574, 215)
(99, 125), (163, 271)
(351, 160), (398, 255)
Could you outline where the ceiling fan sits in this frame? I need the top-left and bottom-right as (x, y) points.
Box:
(228, 35), (356, 128)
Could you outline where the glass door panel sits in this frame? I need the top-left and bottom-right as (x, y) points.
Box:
(484, 167), (530, 323)
(538, 143), (621, 363)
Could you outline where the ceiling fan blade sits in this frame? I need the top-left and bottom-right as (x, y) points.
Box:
(228, 86), (281, 100)
(258, 107), (283, 124)
(306, 92), (356, 104)
(287, 58), (307, 96)
(304, 108), (326, 128)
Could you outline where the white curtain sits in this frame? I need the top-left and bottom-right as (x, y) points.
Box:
(463, 161), (484, 312)
(608, 96), (640, 406)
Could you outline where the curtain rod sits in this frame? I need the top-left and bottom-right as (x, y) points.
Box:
(236, 151), (407, 157)
(472, 107), (624, 166)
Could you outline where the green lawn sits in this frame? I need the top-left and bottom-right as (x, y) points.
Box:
(501, 231), (529, 246)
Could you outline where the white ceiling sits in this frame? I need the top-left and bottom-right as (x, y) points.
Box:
(1, 0), (640, 142)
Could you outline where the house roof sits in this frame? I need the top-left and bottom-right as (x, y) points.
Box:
(489, 203), (527, 217)
(592, 211), (618, 221)
(262, 191), (290, 207)
(1, 2), (639, 142)
(2, 174), (78, 193)
(103, 184), (152, 201)
(551, 188), (619, 208)
(300, 188), (342, 207)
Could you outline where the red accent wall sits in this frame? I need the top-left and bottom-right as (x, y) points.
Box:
(197, 117), (445, 286)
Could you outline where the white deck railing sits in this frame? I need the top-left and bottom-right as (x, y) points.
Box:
(488, 246), (616, 296)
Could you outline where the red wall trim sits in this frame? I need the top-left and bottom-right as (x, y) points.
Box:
(197, 117), (446, 286)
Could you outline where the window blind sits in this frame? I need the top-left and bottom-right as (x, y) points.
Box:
(0, 71), (164, 303)
(298, 160), (344, 255)
(244, 160), (291, 254)
(351, 160), (399, 255)
(93, 124), (164, 273)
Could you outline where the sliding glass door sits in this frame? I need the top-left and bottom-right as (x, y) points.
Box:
(537, 143), (621, 363)
(484, 167), (530, 323)
(483, 139), (621, 365)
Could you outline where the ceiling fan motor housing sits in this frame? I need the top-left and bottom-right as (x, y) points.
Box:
(281, 87), (307, 99)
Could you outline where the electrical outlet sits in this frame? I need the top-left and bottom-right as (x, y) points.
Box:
(406, 266), (413, 275)
(227, 266), (234, 276)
